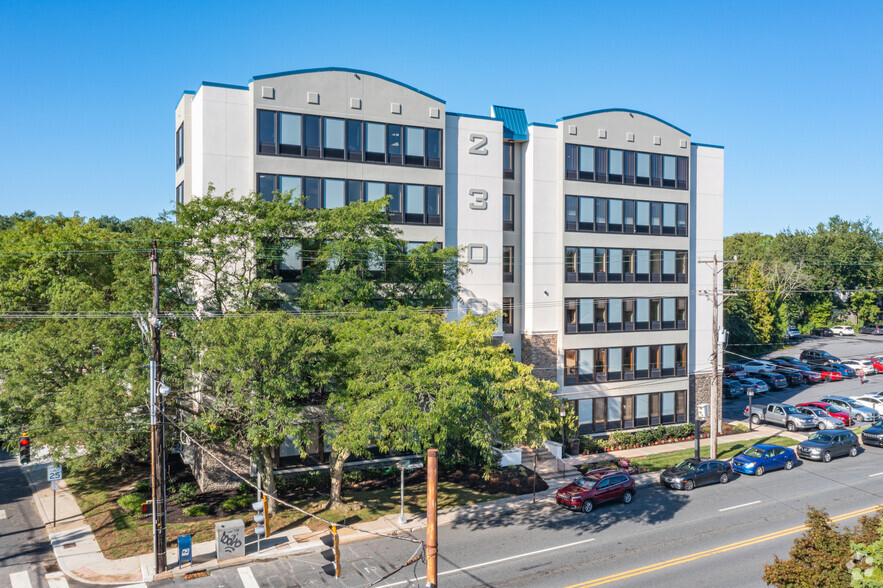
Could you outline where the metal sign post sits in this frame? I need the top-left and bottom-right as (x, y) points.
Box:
(397, 460), (423, 525)
(48, 465), (62, 527)
(748, 389), (755, 431)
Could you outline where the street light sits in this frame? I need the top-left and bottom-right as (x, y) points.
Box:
(559, 404), (567, 455)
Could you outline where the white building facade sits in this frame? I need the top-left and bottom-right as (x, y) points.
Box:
(175, 68), (724, 436)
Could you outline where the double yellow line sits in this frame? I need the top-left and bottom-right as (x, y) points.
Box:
(564, 503), (883, 588)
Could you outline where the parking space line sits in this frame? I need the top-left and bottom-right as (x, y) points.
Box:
(869, 472), (883, 477)
(719, 500), (761, 512)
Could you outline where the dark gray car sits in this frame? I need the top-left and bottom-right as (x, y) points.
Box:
(796, 430), (859, 462)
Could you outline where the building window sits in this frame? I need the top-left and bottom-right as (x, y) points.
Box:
(346, 120), (362, 161)
(405, 127), (425, 166)
(568, 298), (687, 334)
(564, 196), (687, 237)
(503, 246), (514, 282)
(387, 125), (403, 165)
(257, 174), (276, 201)
(323, 118), (345, 159)
(323, 179), (345, 209)
(405, 184), (424, 223)
(257, 110), (276, 154)
(503, 194), (514, 231)
(502, 297), (513, 334)
(566, 345), (688, 388)
(426, 128), (442, 168)
(608, 149), (623, 183)
(346, 180), (362, 206)
(386, 183), (403, 221)
(280, 113), (302, 156)
(175, 182), (184, 206)
(365, 122), (386, 163)
(579, 146), (595, 180)
(426, 186), (441, 225)
(175, 124), (184, 168)
(565, 145), (578, 180)
(566, 145), (687, 190)
(503, 142), (514, 179)
(303, 177), (321, 209)
(304, 115), (321, 158)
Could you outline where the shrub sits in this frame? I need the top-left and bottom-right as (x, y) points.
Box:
(184, 504), (210, 517)
(117, 492), (147, 516)
(635, 429), (655, 446)
(220, 494), (253, 513)
(580, 436), (604, 454)
(133, 480), (150, 493)
(175, 482), (199, 505)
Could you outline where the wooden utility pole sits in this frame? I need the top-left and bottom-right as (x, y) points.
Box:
(149, 242), (167, 573)
(426, 449), (438, 588)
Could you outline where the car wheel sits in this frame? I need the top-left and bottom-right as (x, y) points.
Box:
(751, 414), (760, 426)
(720, 472), (730, 484)
(854, 413), (864, 423)
(787, 422), (796, 432)
(823, 451), (832, 463)
(581, 500), (594, 514)
(785, 460), (794, 470)
(684, 480), (695, 491)
(622, 490), (633, 505)
(825, 375), (832, 382)
(755, 466), (765, 476)
(850, 445), (858, 457)
(818, 421), (826, 430)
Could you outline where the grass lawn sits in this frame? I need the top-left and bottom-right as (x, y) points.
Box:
(630, 435), (800, 472)
(66, 470), (513, 560)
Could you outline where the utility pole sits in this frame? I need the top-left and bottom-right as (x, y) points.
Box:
(425, 449), (438, 588)
(699, 254), (736, 460)
(149, 241), (167, 573)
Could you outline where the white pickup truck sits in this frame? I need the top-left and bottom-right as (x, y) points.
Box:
(744, 403), (817, 431)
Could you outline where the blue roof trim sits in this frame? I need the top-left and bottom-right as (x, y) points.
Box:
(492, 105), (529, 141)
(249, 67), (445, 104)
(692, 142), (724, 149)
(557, 108), (691, 137)
(201, 81), (249, 91)
(447, 111), (498, 122)
(178, 90), (195, 103)
(528, 122), (557, 129)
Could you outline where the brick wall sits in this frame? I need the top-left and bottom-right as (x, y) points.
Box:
(521, 333), (558, 382)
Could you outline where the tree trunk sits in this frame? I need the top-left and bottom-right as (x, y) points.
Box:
(327, 446), (351, 510)
(259, 445), (278, 514)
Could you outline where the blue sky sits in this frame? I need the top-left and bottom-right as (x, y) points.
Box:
(2, 0), (881, 236)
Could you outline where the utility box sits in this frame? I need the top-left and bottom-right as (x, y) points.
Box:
(215, 519), (245, 561)
(697, 403), (710, 419)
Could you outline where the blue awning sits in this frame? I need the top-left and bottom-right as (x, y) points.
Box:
(492, 105), (529, 141)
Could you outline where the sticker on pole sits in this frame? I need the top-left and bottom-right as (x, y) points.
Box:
(48, 465), (63, 482)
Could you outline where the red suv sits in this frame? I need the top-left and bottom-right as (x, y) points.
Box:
(556, 468), (636, 513)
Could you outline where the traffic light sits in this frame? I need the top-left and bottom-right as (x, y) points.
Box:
(252, 495), (269, 542)
(19, 433), (30, 465)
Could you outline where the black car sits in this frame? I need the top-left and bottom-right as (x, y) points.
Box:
(811, 327), (833, 337)
(755, 372), (788, 389)
(659, 458), (732, 491)
(773, 368), (805, 387)
(722, 379), (744, 398)
(859, 325), (883, 335)
(800, 349), (841, 365)
(796, 430), (859, 462)
(861, 420), (883, 447)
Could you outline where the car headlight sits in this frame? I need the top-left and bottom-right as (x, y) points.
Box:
(810, 448), (821, 454)
(743, 461), (756, 468)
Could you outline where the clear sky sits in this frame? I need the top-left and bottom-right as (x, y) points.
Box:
(2, 1), (881, 236)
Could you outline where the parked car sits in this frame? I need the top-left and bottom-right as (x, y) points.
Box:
(810, 365), (845, 382)
(792, 364), (824, 383)
(773, 368), (805, 387)
(722, 379), (745, 398)
(843, 360), (876, 376)
(659, 458), (732, 491)
(786, 326), (801, 339)
(755, 372), (788, 389)
(811, 327), (834, 337)
(820, 395), (880, 423)
(731, 444), (798, 476)
(742, 360), (777, 374)
(852, 395), (883, 414)
(744, 403), (816, 431)
(861, 420), (883, 448)
(797, 405), (845, 430)
(831, 325), (856, 336)
(858, 324), (883, 335)
(797, 401), (852, 426)
(556, 468), (636, 513)
(800, 349), (841, 365)
(737, 378), (770, 395)
(865, 358), (883, 372)
(796, 430), (859, 462)
(828, 363), (857, 378)
(724, 362), (747, 378)
(776, 357), (807, 365)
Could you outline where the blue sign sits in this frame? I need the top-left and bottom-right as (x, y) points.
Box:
(178, 534), (193, 568)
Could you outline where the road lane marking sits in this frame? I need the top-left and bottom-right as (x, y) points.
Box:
(380, 537), (597, 587)
(238, 566), (260, 588)
(9, 571), (32, 588)
(563, 503), (883, 588)
(869, 472), (883, 477)
(719, 500), (761, 512)
(0, 509), (6, 519)
(45, 572), (69, 588)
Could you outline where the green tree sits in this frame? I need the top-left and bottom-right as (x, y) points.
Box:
(849, 291), (881, 326)
(851, 517), (883, 587)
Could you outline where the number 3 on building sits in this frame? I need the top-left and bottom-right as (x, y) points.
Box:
(469, 189), (488, 210)
(468, 133), (488, 155)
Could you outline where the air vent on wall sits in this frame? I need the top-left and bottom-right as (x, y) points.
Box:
(429, 107), (440, 119)
(626, 132), (635, 142)
(261, 86), (275, 100)
(568, 125), (577, 135)
(307, 92), (319, 105)
(597, 129), (607, 139)
(390, 102), (402, 114)
(350, 98), (361, 109)
(653, 136), (662, 145)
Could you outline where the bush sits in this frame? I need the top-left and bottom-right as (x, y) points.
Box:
(184, 504), (210, 517)
(117, 492), (147, 516)
(220, 494), (253, 513)
(133, 480), (150, 493)
(175, 482), (199, 505)
(580, 436), (604, 454)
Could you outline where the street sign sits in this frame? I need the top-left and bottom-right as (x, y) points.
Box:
(747, 390), (755, 397)
(51, 480), (59, 491)
(48, 465), (63, 482)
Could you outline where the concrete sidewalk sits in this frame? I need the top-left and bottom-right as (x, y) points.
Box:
(21, 423), (807, 585)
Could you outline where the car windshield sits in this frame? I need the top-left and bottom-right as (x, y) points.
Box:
(845, 401), (861, 409)
(806, 408), (824, 417)
(742, 447), (765, 458)
(674, 460), (698, 472)
(808, 433), (831, 442)
(784, 406), (799, 414)
(574, 476), (596, 489)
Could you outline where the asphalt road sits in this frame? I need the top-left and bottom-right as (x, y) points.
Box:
(0, 451), (54, 588)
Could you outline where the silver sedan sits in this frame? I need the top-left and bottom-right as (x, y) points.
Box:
(798, 406), (845, 430)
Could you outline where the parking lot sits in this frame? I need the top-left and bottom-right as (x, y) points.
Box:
(723, 333), (883, 425)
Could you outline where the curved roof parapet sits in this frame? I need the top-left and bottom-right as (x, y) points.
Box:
(248, 67), (445, 104)
(557, 108), (690, 137)
(692, 142), (724, 149)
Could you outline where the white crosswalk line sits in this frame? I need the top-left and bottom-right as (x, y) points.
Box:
(238, 566), (261, 588)
(45, 572), (70, 588)
(9, 571), (33, 588)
